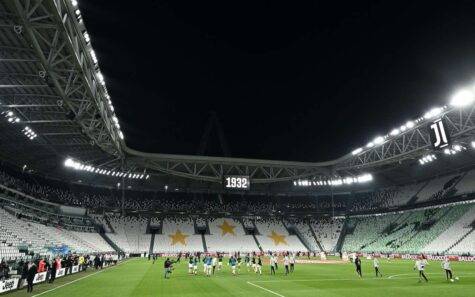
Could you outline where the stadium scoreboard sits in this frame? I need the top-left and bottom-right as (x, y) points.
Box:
(223, 176), (250, 190)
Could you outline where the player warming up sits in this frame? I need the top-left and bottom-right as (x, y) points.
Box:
(373, 258), (382, 277)
(355, 256), (362, 278)
(414, 258), (428, 283)
(442, 257), (455, 282)
(229, 256), (238, 276)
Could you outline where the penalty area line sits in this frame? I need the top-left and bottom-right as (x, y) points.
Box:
(247, 281), (285, 297)
(32, 260), (128, 297)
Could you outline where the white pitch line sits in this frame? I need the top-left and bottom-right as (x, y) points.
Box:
(247, 281), (286, 297)
(32, 260), (128, 297)
(251, 274), (475, 283)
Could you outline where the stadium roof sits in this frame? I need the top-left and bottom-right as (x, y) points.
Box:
(2, 0), (475, 195)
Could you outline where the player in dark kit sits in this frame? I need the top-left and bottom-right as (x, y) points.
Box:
(355, 256), (362, 278)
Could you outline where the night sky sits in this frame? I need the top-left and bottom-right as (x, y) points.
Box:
(79, 1), (475, 162)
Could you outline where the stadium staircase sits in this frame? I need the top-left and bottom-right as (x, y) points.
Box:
(149, 231), (156, 256)
(334, 220), (348, 252)
(145, 217), (152, 234)
(99, 233), (123, 253)
(307, 223), (324, 252)
(282, 220), (311, 252)
(104, 216), (116, 233)
(201, 234), (208, 252)
(445, 224), (475, 253)
(407, 181), (430, 205)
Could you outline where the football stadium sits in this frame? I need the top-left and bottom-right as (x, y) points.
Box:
(1, 1), (475, 296)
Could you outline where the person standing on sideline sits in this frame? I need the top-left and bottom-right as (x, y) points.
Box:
(414, 258), (428, 283)
(355, 256), (362, 278)
(442, 258), (453, 282)
(373, 257), (382, 277)
(26, 261), (37, 293)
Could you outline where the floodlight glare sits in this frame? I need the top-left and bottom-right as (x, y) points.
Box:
(351, 148), (363, 155)
(390, 129), (400, 136)
(373, 136), (384, 145)
(406, 121), (415, 128)
(424, 107), (442, 119)
(450, 89), (474, 107)
(366, 142), (374, 148)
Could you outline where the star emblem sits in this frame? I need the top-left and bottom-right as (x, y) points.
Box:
(169, 230), (188, 246)
(268, 231), (288, 246)
(218, 220), (236, 236)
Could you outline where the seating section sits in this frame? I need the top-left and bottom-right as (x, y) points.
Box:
(416, 174), (460, 203)
(0, 208), (112, 256)
(285, 219), (321, 252)
(105, 216), (150, 253)
(254, 218), (306, 252)
(311, 218), (343, 252)
(454, 170), (475, 196)
(205, 218), (258, 252)
(153, 217), (203, 253)
(343, 204), (470, 254)
(422, 204), (475, 253)
(449, 227), (475, 254)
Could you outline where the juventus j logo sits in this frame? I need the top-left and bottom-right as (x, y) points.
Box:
(430, 119), (449, 149)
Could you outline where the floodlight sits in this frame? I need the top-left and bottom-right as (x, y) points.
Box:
(390, 129), (400, 136)
(450, 89), (474, 107)
(424, 107), (442, 119)
(64, 158), (74, 167)
(471, 141), (475, 148)
(71, 0), (78, 7)
(406, 121), (415, 128)
(373, 136), (384, 145)
(366, 142), (374, 148)
(351, 148), (363, 155)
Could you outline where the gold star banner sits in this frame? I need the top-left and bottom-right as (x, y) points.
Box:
(218, 220), (236, 236)
(169, 230), (189, 246)
(268, 230), (288, 246)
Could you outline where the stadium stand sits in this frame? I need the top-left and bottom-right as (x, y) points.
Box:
(310, 218), (344, 252)
(206, 218), (258, 252)
(254, 218), (307, 252)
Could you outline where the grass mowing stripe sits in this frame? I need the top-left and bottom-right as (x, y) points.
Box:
(32, 259), (129, 297)
(247, 281), (286, 297)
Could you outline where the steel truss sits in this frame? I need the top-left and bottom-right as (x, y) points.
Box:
(3, 0), (475, 185)
(341, 105), (475, 170)
(2, 0), (122, 158)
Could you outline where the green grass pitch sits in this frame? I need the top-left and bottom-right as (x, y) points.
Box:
(8, 257), (475, 297)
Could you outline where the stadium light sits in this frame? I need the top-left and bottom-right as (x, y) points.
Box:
(293, 173), (373, 188)
(71, 0), (78, 7)
(366, 142), (374, 148)
(373, 136), (384, 145)
(450, 89), (474, 107)
(406, 121), (415, 128)
(471, 141), (475, 148)
(424, 107), (443, 119)
(351, 148), (363, 155)
(390, 129), (400, 136)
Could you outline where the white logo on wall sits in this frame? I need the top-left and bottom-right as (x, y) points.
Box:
(0, 278), (19, 293)
(429, 119), (450, 149)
